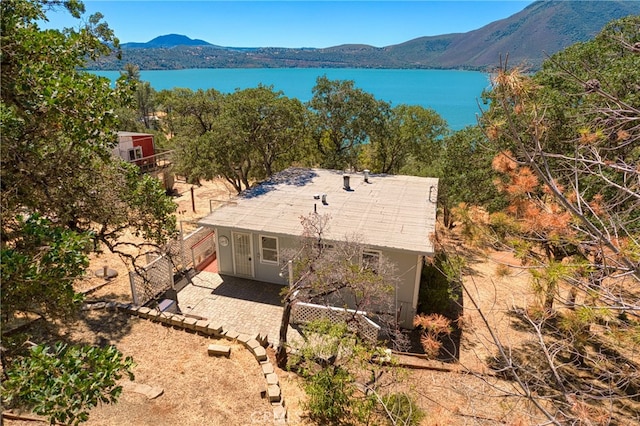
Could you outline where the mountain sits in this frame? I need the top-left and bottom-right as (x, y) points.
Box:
(121, 34), (214, 48)
(385, 0), (640, 69)
(89, 1), (640, 71)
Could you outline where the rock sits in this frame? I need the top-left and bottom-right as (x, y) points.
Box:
(253, 346), (267, 362)
(122, 381), (164, 399)
(236, 333), (252, 344)
(182, 317), (198, 330)
(246, 339), (261, 351)
(261, 362), (274, 375)
(168, 315), (185, 327)
(224, 330), (239, 340)
(273, 404), (287, 424)
(207, 344), (231, 358)
(266, 373), (279, 386)
(267, 385), (281, 402)
(194, 319), (209, 333)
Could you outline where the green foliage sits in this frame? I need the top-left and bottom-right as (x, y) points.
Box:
(477, 19), (640, 421)
(304, 365), (354, 423)
(121, 163), (177, 244)
(381, 392), (425, 426)
(530, 260), (573, 312)
(308, 76), (385, 169)
(403, 126), (506, 227)
(166, 85), (307, 192)
(1, 215), (88, 321)
(418, 253), (460, 315)
(291, 320), (381, 424)
(441, 127), (507, 212)
(1, 0), (177, 282)
(1, 343), (135, 425)
(488, 211), (521, 241)
(362, 104), (448, 174)
(1, 2), (176, 423)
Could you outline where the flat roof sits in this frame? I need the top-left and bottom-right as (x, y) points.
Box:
(199, 168), (438, 254)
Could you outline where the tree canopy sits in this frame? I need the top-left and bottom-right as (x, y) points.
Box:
(1, 0), (175, 422)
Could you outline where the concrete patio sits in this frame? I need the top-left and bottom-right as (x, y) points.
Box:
(176, 271), (301, 346)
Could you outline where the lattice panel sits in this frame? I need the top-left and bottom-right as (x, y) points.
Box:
(164, 239), (184, 268)
(292, 302), (380, 343)
(129, 255), (173, 306)
(129, 227), (215, 306)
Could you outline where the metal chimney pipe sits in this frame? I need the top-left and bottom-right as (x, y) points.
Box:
(343, 175), (351, 191)
(364, 169), (370, 183)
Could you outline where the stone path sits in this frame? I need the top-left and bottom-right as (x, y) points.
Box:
(177, 271), (300, 346)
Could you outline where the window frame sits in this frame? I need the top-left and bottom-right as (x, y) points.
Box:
(128, 146), (143, 161)
(362, 249), (382, 273)
(259, 235), (279, 265)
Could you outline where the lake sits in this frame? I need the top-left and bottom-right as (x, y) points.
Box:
(91, 68), (491, 130)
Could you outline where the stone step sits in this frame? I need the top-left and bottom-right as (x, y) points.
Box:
(207, 344), (231, 358)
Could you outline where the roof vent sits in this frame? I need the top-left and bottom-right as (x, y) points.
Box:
(343, 175), (351, 191)
(322, 194), (328, 205)
(364, 169), (370, 183)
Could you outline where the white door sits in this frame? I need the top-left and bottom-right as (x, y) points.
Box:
(232, 232), (254, 277)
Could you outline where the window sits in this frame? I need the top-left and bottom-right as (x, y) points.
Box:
(362, 249), (381, 273)
(260, 236), (278, 264)
(316, 242), (334, 253)
(128, 146), (143, 161)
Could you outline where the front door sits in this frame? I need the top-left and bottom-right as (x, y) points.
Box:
(232, 232), (253, 277)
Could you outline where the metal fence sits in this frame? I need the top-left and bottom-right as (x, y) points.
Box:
(291, 301), (381, 343)
(190, 231), (215, 270)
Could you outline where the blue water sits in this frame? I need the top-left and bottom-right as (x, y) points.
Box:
(91, 68), (490, 130)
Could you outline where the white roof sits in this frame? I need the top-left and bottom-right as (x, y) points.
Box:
(199, 168), (438, 254)
(117, 131), (154, 138)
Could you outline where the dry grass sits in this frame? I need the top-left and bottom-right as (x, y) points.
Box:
(5, 311), (276, 426)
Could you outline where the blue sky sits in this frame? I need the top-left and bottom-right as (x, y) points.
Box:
(43, 1), (536, 48)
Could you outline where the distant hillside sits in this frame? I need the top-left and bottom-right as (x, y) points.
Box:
(388, 0), (640, 69)
(122, 34), (214, 48)
(89, 1), (640, 71)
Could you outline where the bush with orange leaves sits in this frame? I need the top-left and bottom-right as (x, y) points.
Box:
(413, 313), (452, 359)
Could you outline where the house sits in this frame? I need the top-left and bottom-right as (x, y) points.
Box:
(198, 168), (439, 327)
(113, 131), (174, 191)
(113, 131), (156, 166)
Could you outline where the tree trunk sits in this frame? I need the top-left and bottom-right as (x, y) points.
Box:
(276, 298), (293, 369)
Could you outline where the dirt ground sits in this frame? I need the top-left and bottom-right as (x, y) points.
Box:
(5, 178), (550, 425)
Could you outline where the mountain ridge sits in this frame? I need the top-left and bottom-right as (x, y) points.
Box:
(91, 1), (640, 71)
(121, 34), (216, 49)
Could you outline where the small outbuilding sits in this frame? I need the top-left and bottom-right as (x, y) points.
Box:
(113, 131), (174, 191)
(113, 131), (156, 166)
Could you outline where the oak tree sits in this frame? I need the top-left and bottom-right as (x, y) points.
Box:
(1, 0), (175, 422)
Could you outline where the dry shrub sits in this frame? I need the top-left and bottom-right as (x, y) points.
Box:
(419, 334), (443, 358)
(495, 263), (512, 278)
(570, 398), (611, 425)
(454, 313), (473, 331)
(413, 314), (452, 335)
(413, 314), (452, 359)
